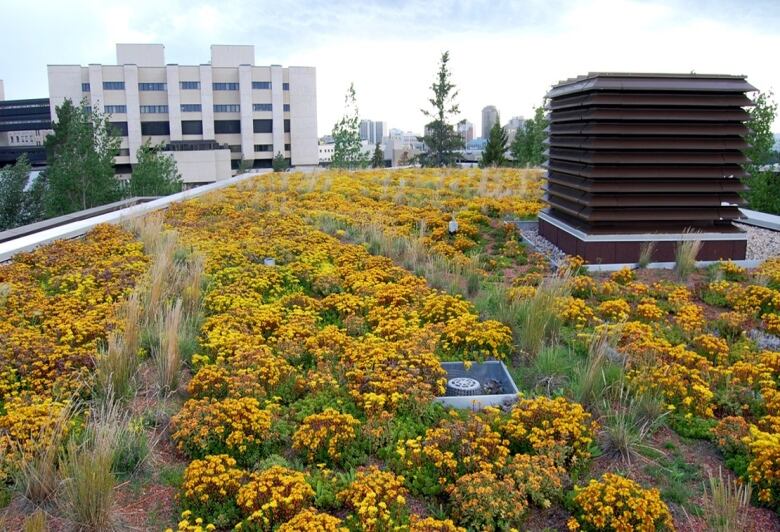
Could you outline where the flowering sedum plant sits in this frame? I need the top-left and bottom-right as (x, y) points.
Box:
(567, 473), (674, 531)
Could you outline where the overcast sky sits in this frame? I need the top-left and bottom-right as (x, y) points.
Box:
(2, 0), (779, 136)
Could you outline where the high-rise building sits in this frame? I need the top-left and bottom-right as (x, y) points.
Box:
(47, 44), (318, 182)
(481, 105), (498, 139)
(503, 116), (525, 143)
(457, 120), (474, 142)
(359, 119), (386, 145)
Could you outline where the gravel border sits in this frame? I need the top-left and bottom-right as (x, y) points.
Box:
(734, 222), (780, 261)
(521, 224), (780, 265)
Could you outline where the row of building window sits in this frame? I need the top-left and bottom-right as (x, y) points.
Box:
(84, 81), (291, 92)
(253, 144), (292, 152)
(102, 104), (290, 114)
(109, 119), (291, 136)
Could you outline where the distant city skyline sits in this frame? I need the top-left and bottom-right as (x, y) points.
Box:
(2, 0), (779, 136)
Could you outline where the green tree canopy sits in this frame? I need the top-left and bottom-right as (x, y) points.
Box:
(44, 98), (121, 216)
(743, 91), (780, 213)
(480, 117), (509, 167)
(331, 83), (369, 169)
(419, 51), (464, 167)
(371, 142), (384, 168)
(0, 154), (32, 230)
(129, 141), (182, 197)
(272, 152), (290, 172)
(510, 104), (548, 167)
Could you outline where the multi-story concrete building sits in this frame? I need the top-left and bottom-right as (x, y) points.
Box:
(481, 105), (498, 139)
(47, 44), (318, 183)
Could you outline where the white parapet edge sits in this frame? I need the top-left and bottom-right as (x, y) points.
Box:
(0, 170), (270, 262)
(538, 212), (747, 242)
(585, 259), (763, 273)
(739, 208), (780, 231)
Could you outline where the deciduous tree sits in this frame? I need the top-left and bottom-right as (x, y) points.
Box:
(0, 154), (31, 230)
(743, 91), (780, 213)
(510, 104), (547, 167)
(331, 83), (368, 169)
(129, 141), (182, 197)
(44, 98), (121, 215)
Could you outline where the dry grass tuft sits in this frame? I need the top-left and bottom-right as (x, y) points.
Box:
(22, 509), (47, 532)
(675, 232), (702, 280)
(707, 468), (752, 532)
(155, 299), (183, 397)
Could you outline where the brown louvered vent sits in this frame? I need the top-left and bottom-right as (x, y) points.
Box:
(539, 73), (755, 262)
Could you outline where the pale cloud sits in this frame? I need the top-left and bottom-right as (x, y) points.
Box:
(1, 0), (778, 135)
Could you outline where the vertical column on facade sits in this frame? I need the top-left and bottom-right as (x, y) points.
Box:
(270, 65), (284, 156)
(238, 65), (254, 163)
(87, 65), (104, 114)
(199, 65), (214, 140)
(123, 65), (141, 163)
(167, 65), (182, 141)
(288, 67), (318, 166)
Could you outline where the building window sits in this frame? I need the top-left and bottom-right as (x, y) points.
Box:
(103, 81), (125, 90)
(118, 148), (130, 156)
(284, 143), (291, 151)
(140, 121), (170, 135)
(228, 145), (242, 153)
(283, 83), (290, 91)
(181, 120), (203, 135)
(214, 104), (240, 113)
(82, 83), (91, 92)
(110, 122), (128, 136)
(283, 104), (290, 112)
(140, 105), (169, 114)
(181, 104), (202, 112)
(83, 106), (92, 115)
(252, 81), (271, 89)
(284, 119), (290, 133)
(254, 144), (272, 152)
(214, 120), (241, 134)
(139, 82), (166, 91)
(180, 81), (200, 89)
(105, 105), (127, 114)
(213, 82), (239, 90)
(253, 119), (272, 133)
(253, 103), (272, 112)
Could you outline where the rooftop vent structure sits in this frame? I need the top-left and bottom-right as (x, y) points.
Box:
(539, 72), (756, 263)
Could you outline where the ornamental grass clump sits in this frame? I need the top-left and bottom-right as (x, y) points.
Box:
(707, 467), (751, 532)
(674, 234), (702, 281)
(155, 298), (183, 397)
(515, 270), (571, 355)
(59, 401), (129, 532)
(567, 473), (674, 531)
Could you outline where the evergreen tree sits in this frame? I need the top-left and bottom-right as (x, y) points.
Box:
(0, 154), (32, 230)
(480, 117), (509, 167)
(743, 91), (780, 213)
(419, 51), (464, 167)
(272, 152), (290, 172)
(331, 83), (369, 169)
(129, 141), (182, 197)
(371, 142), (384, 168)
(510, 104), (548, 167)
(44, 98), (121, 216)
